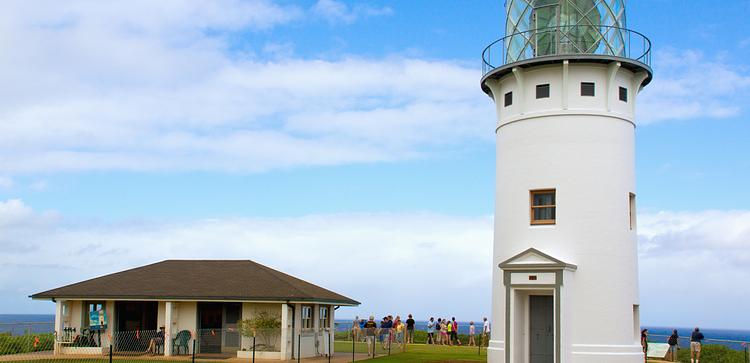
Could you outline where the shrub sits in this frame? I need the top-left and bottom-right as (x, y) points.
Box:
(676, 344), (747, 363)
(238, 311), (282, 351)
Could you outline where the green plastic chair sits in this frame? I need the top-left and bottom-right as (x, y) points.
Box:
(172, 330), (191, 355)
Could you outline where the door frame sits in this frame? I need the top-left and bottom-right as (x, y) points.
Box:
(499, 248), (576, 363)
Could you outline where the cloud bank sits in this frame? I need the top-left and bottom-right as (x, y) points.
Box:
(0, 1), (490, 174)
(637, 49), (750, 123)
(4, 199), (750, 328)
(2, 199), (493, 320)
(3, 2), (746, 175)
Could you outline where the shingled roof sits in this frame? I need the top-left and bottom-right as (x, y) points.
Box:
(30, 260), (359, 306)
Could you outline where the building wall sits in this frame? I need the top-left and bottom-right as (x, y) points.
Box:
(172, 301), (197, 336)
(240, 302), (283, 352)
(157, 301), (166, 328)
(486, 61), (645, 363)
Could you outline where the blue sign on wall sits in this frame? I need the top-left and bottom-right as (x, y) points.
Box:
(88, 309), (108, 331)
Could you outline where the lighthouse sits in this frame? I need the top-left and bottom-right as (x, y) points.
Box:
(481, 1), (652, 363)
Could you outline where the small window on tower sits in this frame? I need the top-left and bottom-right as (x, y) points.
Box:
(629, 193), (636, 230)
(619, 87), (628, 102)
(536, 84), (550, 99)
(581, 82), (595, 96)
(504, 92), (513, 107)
(530, 189), (556, 225)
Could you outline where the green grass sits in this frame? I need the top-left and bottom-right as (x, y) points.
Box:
(368, 344), (486, 362)
(334, 341), (486, 362)
(674, 344), (748, 363)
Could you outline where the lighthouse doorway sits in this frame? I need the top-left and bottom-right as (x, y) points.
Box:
(529, 295), (554, 363)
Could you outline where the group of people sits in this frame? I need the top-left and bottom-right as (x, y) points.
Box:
(351, 314), (491, 351)
(640, 327), (705, 363)
(352, 314), (417, 349)
(425, 316), (490, 347)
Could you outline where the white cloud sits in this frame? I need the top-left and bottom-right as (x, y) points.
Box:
(0, 176), (13, 189)
(638, 210), (750, 329)
(637, 49), (750, 123)
(5, 199), (750, 329)
(0, 199), (493, 319)
(0, 1), (490, 174)
(312, 0), (393, 24)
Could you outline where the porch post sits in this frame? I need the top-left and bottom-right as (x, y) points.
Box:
(164, 302), (173, 356)
(293, 303), (302, 358)
(329, 305), (335, 356)
(54, 300), (64, 355)
(281, 304), (290, 360)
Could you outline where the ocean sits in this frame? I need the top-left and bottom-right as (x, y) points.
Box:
(2, 315), (748, 350)
(334, 319), (750, 348)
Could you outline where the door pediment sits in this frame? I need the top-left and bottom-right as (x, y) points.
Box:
(498, 248), (576, 271)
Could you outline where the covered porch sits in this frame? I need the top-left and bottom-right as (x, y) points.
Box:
(51, 299), (339, 360)
(32, 260), (358, 361)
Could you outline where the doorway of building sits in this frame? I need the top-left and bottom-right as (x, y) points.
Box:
(198, 302), (242, 354)
(529, 295), (554, 363)
(114, 301), (158, 352)
(222, 303), (241, 352)
(198, 303), (223, 353)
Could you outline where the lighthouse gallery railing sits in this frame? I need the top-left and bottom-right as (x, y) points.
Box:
(482, 25), (652, 76)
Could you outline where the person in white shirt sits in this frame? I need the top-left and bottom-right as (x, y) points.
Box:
(426, 317), (435, 344)
(482, 317), (491, 346)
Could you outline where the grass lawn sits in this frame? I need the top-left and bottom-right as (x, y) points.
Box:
(351, 343), (487, 362)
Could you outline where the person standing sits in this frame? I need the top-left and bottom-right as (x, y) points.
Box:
(405, 314), (415, 344)
(445, 318), (453, 346)
(435, 318), (443, 345)
(640, 329), (648, 362)
(482, 317), (490, 346)
(451, 317), (461, 345)
(468, 321), (476, 346)
(352, 316), (361, 342)
(394, 316), (403, 346)
(364, 316), (377, 356)
(690, 327), (705, 363)
(667, 329), (679, 362)
(426, 317), (435, 344)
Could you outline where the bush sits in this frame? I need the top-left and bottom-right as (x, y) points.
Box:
(238, 311), (282, 351)
(0, 333), (55, 355)
(676, 344), (747, 363)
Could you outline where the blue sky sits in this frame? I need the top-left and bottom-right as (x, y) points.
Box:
(0, 0), (749, 329)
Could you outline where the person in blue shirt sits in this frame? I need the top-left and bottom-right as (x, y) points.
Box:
(690, 327), (705, 363)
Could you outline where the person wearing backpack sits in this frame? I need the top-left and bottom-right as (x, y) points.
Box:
(667, 329), (679, 362)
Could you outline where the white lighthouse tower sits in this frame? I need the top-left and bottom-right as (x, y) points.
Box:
(481, 1), (652, 362)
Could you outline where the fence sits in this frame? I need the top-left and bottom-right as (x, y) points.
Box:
(0, 325), (291, 362)
(333, 321), (488, 360)
(650, 333), (750, 362)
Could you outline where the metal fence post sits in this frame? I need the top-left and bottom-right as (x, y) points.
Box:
(191, 339), (196, 363)
(252, 336), (255, 363)
(352, 335), (355, 362)
(297, 334), (301, 363)
(388, 330), (391, 356)
(328, 331), (331, 363)
(109, 345), (112, 363)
